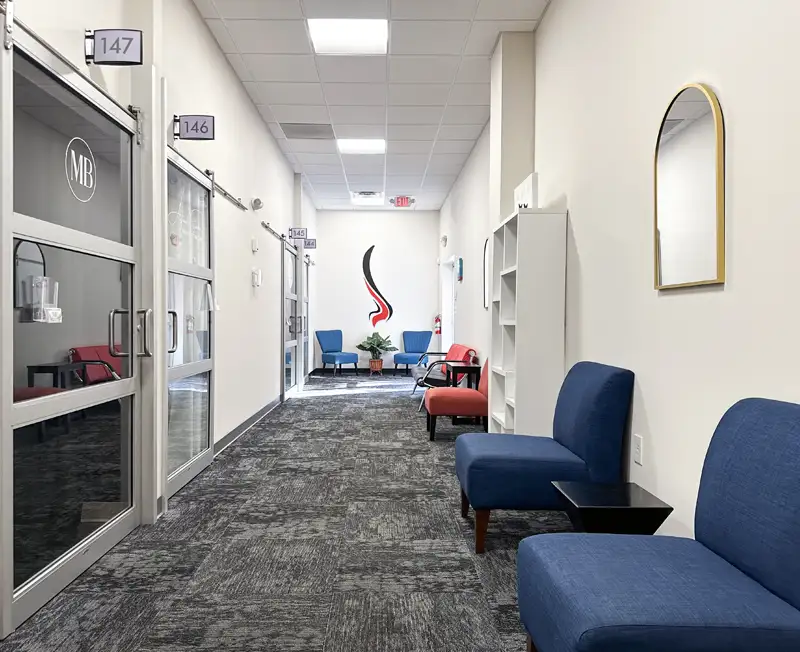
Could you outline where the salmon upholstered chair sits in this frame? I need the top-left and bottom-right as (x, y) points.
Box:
(424, 361), (489, 441)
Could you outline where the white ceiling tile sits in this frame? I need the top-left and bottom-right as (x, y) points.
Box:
(249, 82), (325, 105)
(427, 152), (469, 174)
(267, 122), (286, 139)
(243, 55), (319, 82)
(257, 105), (276, 122)
(307, 174), (347, 184)
(388, 84), (450, 106)
(390, 0), (478, 20)
(333, 124), (387, 138)
(391, 21), (471, 55)
(388, 124), (439, 140)
(205, 20), (236, 53)
(329, 105), (386, 125)
(242, 81), (261, 103)
(475, 0), (548, 20)
(423, 175), (458, 190)
(324, 83), (386, 106)
(287, 139), (338, 153)
(303, 0), (388, 18)
(415, 192), (449, 209)
(270, 105), (330, 123)
(388, 106), (444, 125)
(385, 175), (424, 189)
(342, 154), (386, 172)
(456, 56), (491, 83)
(449, 83), (490, 106)
(193, 0), (218, 18)
(302, 165), (345, 175)
(442, 104), (489, 125)
(386, 154), (429, 174)
(213, 0), (303, 19)
(389, 56), (460, 83)
(224, 20), (311, 54)
(465, 20), (536, 55)
(226, 54), (253, 80)
(310, 185), (350, 197)
(296, 153), (342, 165)
(432, 139), (475, 154)
(438, 124), (485, 139)
(388, 140), (433, 154)
(316, 56), (387, 83)
(347, 175), (385, 187)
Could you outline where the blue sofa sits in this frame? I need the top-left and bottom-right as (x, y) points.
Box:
(393, 330), (433, 375)
(456, 361), (634, 552)
(315, 330), (358, 375)
(518, 398), (800, 652)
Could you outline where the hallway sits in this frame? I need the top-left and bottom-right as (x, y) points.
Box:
(1, 376), (570, 652)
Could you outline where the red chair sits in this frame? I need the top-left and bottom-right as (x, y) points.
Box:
(69, 345), (123, 384)
(424, 361), (489, 441)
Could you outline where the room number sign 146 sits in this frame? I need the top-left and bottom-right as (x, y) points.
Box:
(178, 115), (216, 141)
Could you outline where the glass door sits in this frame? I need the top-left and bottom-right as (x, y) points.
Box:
(1, 31), (148, 633)
(283, 243), (299, 396)
(165, 149), (214, 498)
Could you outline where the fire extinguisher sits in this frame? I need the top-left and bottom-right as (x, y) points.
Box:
(434, 314), (442, 335)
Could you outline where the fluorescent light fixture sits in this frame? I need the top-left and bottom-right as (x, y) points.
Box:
(308, 19), (388, 55)
(337, 139), (386, 155)
(350, 191), (385, 207)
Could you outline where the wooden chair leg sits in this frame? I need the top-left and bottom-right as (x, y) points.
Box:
(405, 364), (410, 376)
(429, 415), (437, 441)
(460, 487), (469, 518)
(482, 416), (488, 431)
(527, 634), (537, 652)
(393, 363), (397, 376)
(353, 363), (358, 375)
(322, 362), (327, 375)
(475, 509), (490, 553)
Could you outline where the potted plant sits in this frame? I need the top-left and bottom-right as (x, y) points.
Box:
(357, 332), (398, 374)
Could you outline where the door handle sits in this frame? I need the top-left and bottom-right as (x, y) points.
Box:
(167, 310), (178, 354)
(108, 309), (130, 358)
(137, 308), (153, 357)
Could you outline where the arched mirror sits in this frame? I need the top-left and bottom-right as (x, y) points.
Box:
(654, 83), (725, 289)
(14, 240), (45, 308)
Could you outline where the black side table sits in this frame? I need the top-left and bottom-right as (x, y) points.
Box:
(28, 361), (89, 389)
(552, 481), (673, 535)
(443, 362), (482, 389)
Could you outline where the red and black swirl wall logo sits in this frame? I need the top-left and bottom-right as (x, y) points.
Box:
(363, 245), (394, 327)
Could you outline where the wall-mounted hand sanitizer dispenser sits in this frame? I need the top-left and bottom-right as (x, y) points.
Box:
(22, 276), (62, 323)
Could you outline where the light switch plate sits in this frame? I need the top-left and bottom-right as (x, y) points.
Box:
(633, 434), (643, 466)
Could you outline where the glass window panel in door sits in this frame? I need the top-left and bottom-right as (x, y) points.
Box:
(167, 274), (211, 367)
(304, 338), (310, 376)
(167, 372), (210, 475)
(13, 241), (132, 402)
(285, 250), (296, 296)
(167, 162), (210, 268)
(13, 52), (132, 245)
(14, 396), (133, 588)
(285, 346), (297, 390)
(284, 298), (297, 342)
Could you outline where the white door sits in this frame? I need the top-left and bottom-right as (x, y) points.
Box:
(440, 258), (456, 350)
(0, 28), (153, 633)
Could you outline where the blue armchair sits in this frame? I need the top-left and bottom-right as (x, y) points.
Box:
(518, 397), (800, 652)
(314, 330), (359, 376)
(456, 361), (634, 552)
(393, 330), (433, 376)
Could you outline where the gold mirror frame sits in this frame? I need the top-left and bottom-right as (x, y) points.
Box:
(654, 82), (726, 290)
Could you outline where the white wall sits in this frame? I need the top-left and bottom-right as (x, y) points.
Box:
(657, 113), (717, 286)
(535, 0), (800, 536)
(163, 0), (297, 440)
(314, 210), (439, 369)
(439, 126), (492, 360)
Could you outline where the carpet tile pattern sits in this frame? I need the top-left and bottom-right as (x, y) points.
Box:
(0, 373), (572, 651)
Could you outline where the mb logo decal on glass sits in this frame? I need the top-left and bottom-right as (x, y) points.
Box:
(65, 137), (96, 203)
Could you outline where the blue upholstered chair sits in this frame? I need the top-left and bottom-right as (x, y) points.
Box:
(393, 330), (433, 376)
(315, 330), (359, 376)
(518, 398), (800, 652)
(456, 361), (634, 552)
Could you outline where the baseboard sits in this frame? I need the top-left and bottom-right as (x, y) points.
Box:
(311, 367), (366, 375)
(213, 398), (280, 455)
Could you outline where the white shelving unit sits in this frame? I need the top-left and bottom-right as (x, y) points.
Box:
(489, 206), (567, 434)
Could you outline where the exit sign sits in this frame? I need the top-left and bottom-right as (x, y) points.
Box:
(394, 196), (411, 208)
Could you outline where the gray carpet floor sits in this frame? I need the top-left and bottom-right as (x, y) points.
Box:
(0, 373), (571, 652)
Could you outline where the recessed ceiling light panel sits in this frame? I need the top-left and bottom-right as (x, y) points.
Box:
(308, 19), (388, 55)
(337, 138), (386, 155)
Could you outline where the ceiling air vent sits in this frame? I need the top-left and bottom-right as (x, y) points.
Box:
(279, 123), (335, 140)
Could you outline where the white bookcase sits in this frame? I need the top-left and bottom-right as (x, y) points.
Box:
(489, 207), (567, 435)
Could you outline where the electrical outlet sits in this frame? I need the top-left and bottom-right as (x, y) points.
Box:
(633, 434), (643, 466)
